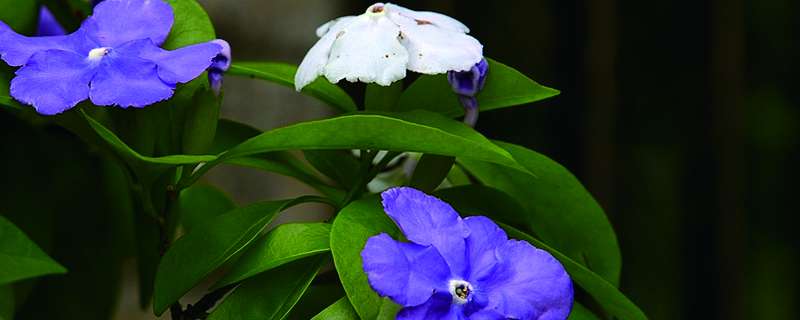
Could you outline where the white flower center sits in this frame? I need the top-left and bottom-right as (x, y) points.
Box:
(448, 279), (473, 305)
(87, 47), (112, 61)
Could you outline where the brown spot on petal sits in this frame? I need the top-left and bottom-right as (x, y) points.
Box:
(415, 19), (432, 25)
(371, 5), (384, 13)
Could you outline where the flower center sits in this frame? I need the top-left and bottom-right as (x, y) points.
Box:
(87, 47), (112, 61)
(366, 3), (386, 15)
(448, 280), (473, 304)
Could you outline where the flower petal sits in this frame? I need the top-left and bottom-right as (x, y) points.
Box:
(479, 240), (573, 319)
(381, 187), (470, 278)
(391, 12), (483, 74)
(89, 49), (174, 108)
(10, 50), (94, 115)
(323, 14), (409, 86)
(83, 0), (174, 47)
(467, 309), (505, 320)
(295, 17), (355, 91)
(397, 292), (466, 320)
(463, 216), (507, 282)
(385, 3), (470, 33)
(362, 233), (451, 307)
(36, 6), (67, 36)
(122, 39), (222, 84)
(0, 22), (93, 66)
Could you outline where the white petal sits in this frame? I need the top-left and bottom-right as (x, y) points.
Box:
(295, 17), (356, 91)
(385, 3), (470, 33)
(323, 15), (409, 86)
(392, 13), (483, 74)
(316, 16), (356, 37)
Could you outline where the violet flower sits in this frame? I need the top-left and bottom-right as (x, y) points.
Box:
(362, 187), (573, 319)
(448, 58), (489, 127)
(295, 3), (483, 91)
(0, 0), (224, 115)
(36, 7), (66, 37)
(208, 39), (231, 96)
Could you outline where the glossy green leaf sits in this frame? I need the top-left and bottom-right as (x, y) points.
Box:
(80, 110), (217, 167)
(153, 197), (321, 315)
(218, 110), (519, 170)
(211, 119), (261, 154)
(0, 216), (66, 285)
(0, 0), (38, 35)
(459, 141), (622, 285)
(568, 303), (602, 320)
(163, 0), (216, 50)
(208, 256), (326, 320)
(0, 285), (13, 320)
(501, 224), (647, 320)
(397, 58), (560, 117)
(365, 82), (402, 111)
(303, 150), (361, 189)
(311, 297), (359, 320)
(410, 154), (455, 192)
(182, 89), (221, 155)
(228, 62), (358, 113)
(330, 197), (401, 320)
(178, 184), (236, 233)
(215, 223), (331, 288)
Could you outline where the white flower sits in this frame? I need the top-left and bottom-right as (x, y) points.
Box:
(294, 2), (484, 91)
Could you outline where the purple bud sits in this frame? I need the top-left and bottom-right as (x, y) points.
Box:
(447, 58), (489, 97)
(447, 59), (488, 127)
(208, 39), (231, 96)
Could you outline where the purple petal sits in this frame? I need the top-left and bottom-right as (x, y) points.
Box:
(381, 187), (470, 277)
(83, 0), (174, 47)
(362, 233), (452, 307)
(467, 309), (505, 320)
(10, 50), (95, 115)
(397, 293), (465, 320)
(463, 216), (507, 282)
(89, 48), (174, 108)
(479, 240), (573, 319)
(120, 39), (222, 84)
(36, 6), (67, 36)
(0, 22), (94, 66)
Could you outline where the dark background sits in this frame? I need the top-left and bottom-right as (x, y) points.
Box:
(2, 0), (798, 319)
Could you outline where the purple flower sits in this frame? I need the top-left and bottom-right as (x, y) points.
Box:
(362, 187), (573, 320)
(0, 0), (224, 115)
(447, 59), (488, 127)
(208, 39), (231, 96)
(36, 7), (66, 37)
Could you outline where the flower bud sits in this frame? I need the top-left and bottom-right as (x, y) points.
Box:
(208, 39), (231, 96)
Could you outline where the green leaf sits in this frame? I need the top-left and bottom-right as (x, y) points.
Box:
(80, 109), (217, 167)
(397, 58), (560, 117)
(303, 150), (361, 189)
(208, 256), (326, 320)
(228, 62), (358, 113)
(410, 154), (455, 192)
(568, 303), (602, 320)
(182, 89), (221, 155)
(330, 197), (401, 320)
(178, 184), (236, 233)
(0, 216), (66, 285)
(215, 223), (331, 288)
(153, 197), (321, 315)
(365, 82), (403, 111)
(500, 224), (647, 320)
(211, 119), (262, 154)
(219, 110), (519, 170)
(311, 297), (359, 320)
(458, 141), (622, 285)
(0, 285), (13, 320)
(163, 0), (216, 50)
(0, 0), (38, 35)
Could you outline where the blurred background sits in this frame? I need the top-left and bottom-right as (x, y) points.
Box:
(2, 0), (798, 319)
